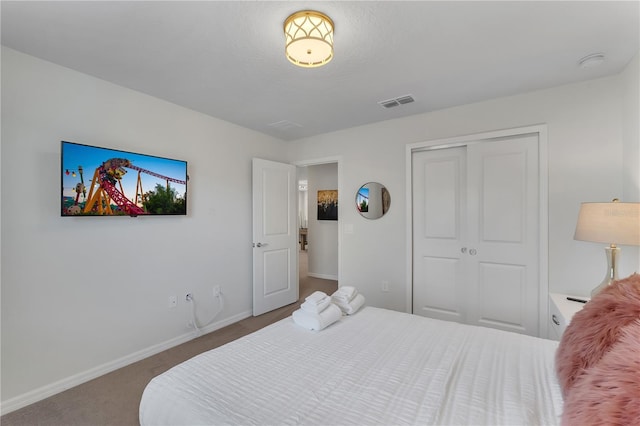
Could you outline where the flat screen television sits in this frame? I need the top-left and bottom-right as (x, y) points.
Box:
(61, 141), (188, 216)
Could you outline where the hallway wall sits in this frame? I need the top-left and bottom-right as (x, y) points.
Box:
(307, 163), (338, 280)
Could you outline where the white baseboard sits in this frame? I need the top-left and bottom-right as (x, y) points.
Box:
(307, 272), (338, 281)
(0, 309), (252, 415)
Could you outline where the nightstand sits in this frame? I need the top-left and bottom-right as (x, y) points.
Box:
(548, 293), (589, 340)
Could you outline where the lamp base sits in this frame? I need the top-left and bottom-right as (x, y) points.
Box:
(590, 245), (620, 297)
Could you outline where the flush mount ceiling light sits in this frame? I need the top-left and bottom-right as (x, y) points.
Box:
(284, 10), (334, 68)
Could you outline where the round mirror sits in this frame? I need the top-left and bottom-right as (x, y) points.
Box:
(356, 182), (391, 219)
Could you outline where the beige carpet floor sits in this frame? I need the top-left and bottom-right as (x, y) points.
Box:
(2, 251), (337, 426)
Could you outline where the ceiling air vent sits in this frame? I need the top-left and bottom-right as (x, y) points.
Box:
(379, 99), (400, 109)
(267, 120), (302, 130)
(378, 94), (415, 109)
(396, 95), (415, 105)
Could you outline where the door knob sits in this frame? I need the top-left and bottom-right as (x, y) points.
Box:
(461, 247), (467, 254)
(469, 248), (477, 255)
(255, 242), (268, 248)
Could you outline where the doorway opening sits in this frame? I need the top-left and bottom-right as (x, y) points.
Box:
(296, 159), (340, 299)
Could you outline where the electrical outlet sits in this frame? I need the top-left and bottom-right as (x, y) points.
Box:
(168, 295), (177, 308)
(381, 281), (390, 292)
(213, 285), (221, 297)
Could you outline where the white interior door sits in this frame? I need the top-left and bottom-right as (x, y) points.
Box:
(466, 135), (539, 335)
(252, 158), (298, 316)
(412, 147), (467, 322)
(412, 134), (540, 336)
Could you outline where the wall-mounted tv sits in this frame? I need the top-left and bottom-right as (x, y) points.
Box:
(61, 141), (188, 217)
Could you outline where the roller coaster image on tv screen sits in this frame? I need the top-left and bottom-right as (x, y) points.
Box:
(61, 141), (188, 216)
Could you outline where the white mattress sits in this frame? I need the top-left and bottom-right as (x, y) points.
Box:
(140, 307), (563, 425)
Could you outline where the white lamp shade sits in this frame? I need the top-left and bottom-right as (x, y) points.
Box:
(574, 202), (640, 246)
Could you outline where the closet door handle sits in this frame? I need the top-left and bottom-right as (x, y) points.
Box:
(469, 248), (477, 255)
(461, 247), (467, 254)
(254, 242), (268, 248)
(552, 314), (560, 326)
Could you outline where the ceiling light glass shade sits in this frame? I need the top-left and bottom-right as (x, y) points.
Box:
(284, 10), (334, 68)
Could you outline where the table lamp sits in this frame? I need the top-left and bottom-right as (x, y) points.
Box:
(574, 199), (640, 297)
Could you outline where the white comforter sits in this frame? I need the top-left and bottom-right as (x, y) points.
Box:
(140, 307), (563, 425)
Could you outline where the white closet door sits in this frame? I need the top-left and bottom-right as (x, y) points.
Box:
(466, 135), (539, 335)
(412, 134), (539, 336)
(412, 147), (467, 322)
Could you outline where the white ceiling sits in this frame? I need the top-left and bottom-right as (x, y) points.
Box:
(2, 1), (638, 141)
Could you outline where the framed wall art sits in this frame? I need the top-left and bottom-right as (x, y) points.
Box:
(317, 189), (338, 221)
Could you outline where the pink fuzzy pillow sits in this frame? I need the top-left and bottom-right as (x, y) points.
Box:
(555, 273), (640, 397)
(561, 319), (640, 426)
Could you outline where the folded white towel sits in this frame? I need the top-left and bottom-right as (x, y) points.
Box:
(305, 291), (329, 304)
(292, 303), (342, 331)
(333, 293), (366, 315)
(301, 296), (331, 314)
(332, 286), (357, 303)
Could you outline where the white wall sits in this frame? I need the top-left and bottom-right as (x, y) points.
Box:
(0, 48), (288, 409)
(289, 56), (640, 309)
(621, 53), (640, 268)
(307, 163), (338, 280)
(2, 45), (638, 412)
(622, 53), (640, 202)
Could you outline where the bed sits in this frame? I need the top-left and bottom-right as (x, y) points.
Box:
(139, 306), (563, 425)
